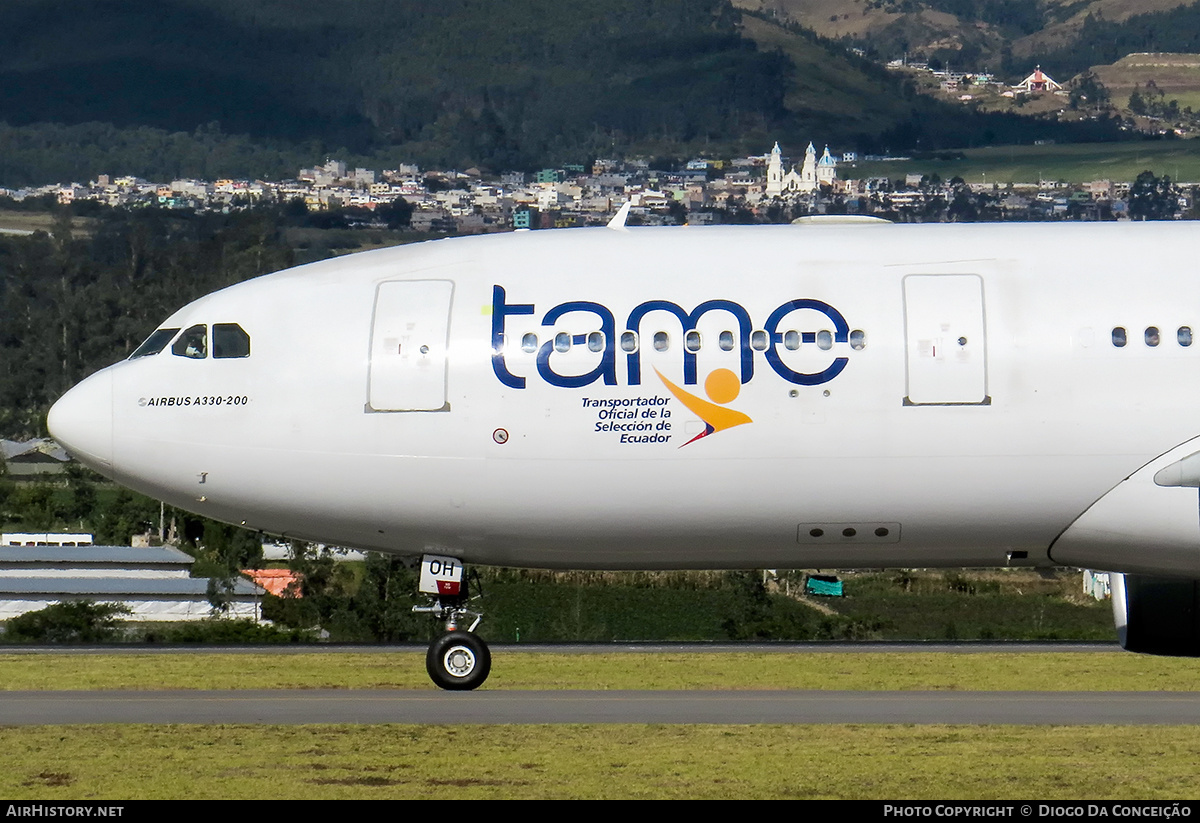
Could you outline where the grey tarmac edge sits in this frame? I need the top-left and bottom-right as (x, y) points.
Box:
(0, 641), (1119, 655)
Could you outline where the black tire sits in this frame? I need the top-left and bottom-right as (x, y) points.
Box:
(426, 631), (491, 691)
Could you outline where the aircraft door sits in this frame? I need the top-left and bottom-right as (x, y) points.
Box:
(368, 279), (453, 412)
(902, 274), (989, 405)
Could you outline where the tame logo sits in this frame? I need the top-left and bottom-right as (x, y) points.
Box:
(656, 367), (752, 447)
(490, 285), (858, 390)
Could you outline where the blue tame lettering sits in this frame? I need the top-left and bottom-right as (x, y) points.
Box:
(491, 285), (534, 388)
(624, 300), (753, 386)
(491, 286), (858, 390)
(536, 301), (617, 388)
(763, 299), (851, 386)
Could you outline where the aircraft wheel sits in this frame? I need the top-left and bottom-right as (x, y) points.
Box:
(427, 631), (491, 691)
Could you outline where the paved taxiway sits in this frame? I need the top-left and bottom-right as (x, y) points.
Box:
(1, 689), (1196, 725)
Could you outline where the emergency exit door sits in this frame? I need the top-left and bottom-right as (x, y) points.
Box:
(368, 279), (453, 412)
(903, 274), (989, 406)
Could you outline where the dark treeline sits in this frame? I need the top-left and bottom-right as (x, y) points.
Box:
(0, 0), (789, 172)
(0, 205), (293, 437)
(0, 122), (328, 188)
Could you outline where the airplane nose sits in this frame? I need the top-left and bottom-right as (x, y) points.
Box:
(48, 370), (114, 470)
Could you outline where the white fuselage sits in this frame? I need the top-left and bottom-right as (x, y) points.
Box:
(47, 221), (1200, 574)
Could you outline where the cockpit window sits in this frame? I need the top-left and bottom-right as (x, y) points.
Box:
(213, 323), (251, 358)
(171, 324), (208, 359)
(129, 328), (180, 359)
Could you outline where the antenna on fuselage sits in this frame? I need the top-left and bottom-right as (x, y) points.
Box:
(606, 200), (631, 231)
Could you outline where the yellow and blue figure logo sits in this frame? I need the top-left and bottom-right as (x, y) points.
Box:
(655, 367), (752, 447)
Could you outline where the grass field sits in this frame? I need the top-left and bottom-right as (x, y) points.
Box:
(0, 650), (1191, 691)
(3, 650), (1200, 799)
(2, 652), (1200, 801)
(4, 724), (1199, 799)
(852, 140), (1200, 184)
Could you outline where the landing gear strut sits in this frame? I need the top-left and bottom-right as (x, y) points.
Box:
(413, 554), (490, 690)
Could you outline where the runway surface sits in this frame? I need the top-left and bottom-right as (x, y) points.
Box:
(3, 644), (1157, 725)
(2, 689), (1195, 725)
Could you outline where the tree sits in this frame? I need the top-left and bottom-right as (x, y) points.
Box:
(1128, 89), (1146, 116)
(1070, 72), (1111, 113)
(196, 521), (263, 614)
(5, 601), (130, 643)
(1128, 170), (1179, 220)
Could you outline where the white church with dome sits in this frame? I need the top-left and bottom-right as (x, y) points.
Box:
(765, 141), (837, 197)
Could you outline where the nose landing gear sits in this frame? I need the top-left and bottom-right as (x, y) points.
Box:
(427, 630), (490, 690)
(413, 554), (491, 690)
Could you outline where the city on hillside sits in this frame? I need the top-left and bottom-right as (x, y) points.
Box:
(3, 137), (1188, 233)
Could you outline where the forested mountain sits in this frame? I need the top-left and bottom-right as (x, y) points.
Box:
(0, 0), (1124, 185)
(0, 0), (791, 176)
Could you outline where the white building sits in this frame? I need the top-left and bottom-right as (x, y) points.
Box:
(1014, 66), (1062, 93)
(765, 141), (838, 197)
(0, 544), (265, 621)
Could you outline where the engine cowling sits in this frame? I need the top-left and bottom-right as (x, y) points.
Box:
(1112, 572), (1200, 655)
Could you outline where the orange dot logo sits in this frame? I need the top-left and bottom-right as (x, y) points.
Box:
(704, 368), (741, 404)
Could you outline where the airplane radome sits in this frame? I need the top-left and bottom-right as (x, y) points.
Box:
(47, 214), (1200, 688)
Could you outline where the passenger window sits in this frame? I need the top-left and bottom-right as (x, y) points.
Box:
(1180, 327), (1193, 347)
(130, 328), (180, 359)
(620, 331), (638, 353)
(587, 331), (605, 353)
(685, 330), (701, 353)
(849, 330), (867, 351)
(213, 323), (251, 358)
(554, 332), (570, 353)
(783, 330), (801, 351)
(816, 330), (833, 351)
(751, 330), (768, 352)
(1145, 326), (1161, 347)
(718, 331), (735, 352)
(171, 324), (208, 359)
(521, 333), (538, 353)
(653, 332), (669, 352)
(1112, 327), (1127, 347)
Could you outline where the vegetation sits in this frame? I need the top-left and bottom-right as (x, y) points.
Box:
(0, 202), (300, 437)
(262, 548), (428, 642)
(9, 650), (1200, 692)
(142, 619), (309, 644)
(4, 723), (1200, 799)
(2, 601), (129, 643)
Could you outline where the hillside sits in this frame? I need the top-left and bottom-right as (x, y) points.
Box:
(1015, 0), (1192, 58)
(733, 0), (1200, 75)
(1089, 52), (1200, 112)
(0, 0), (1126, 184)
